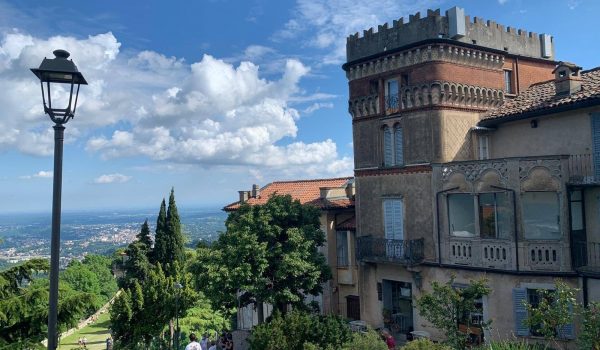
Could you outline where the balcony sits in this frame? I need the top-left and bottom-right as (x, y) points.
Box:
(385, 94), (400, 114)
(572, 241), (600, 273)
(356, 236), (424, 265)
(568, 153), (600, 184)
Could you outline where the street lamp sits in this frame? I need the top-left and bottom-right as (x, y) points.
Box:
(174, 282), (183, 350)
(31, 49), (87, 350)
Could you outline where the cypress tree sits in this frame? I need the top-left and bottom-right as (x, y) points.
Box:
(152, 199), (167, 264)
(166, 188), (185, 266)
(136, 219), (152, 251)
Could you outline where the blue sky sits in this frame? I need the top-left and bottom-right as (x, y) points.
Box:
(0, 0), (598, 213)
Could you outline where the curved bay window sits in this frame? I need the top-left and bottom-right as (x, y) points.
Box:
(522, 192), (561, 240)
(448, 192), (513, 239)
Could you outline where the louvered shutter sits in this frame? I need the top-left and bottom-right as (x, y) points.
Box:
(384, 200), (394, 239)
(513, 288), (530, 336)
(592, 113), (600, 179)
(557, 303), (575, 339)
(394, 126), (404, 166)
(393, 199), (404, 240)
(384, 127), (393, 166)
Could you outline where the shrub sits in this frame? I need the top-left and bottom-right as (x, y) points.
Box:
(248, 310), (352, 350)
(341, 330), (387, 350)
(473, 341), (546, 350)
(400, 339), (452, 350)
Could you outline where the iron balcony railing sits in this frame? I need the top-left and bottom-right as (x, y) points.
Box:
(385, 94), (400, 114)
(568, 153), (600, 184)
(356, 236), (424, 265)
(572, 241), (600, 270)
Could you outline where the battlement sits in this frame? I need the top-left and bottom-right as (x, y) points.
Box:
(346, 7), (554, 63)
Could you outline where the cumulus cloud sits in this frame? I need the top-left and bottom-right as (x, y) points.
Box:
(94, 173), (132, 184)
(20, 170), (53, 179)
(273, 0), (440, 64)
(0, 30), (352, 178)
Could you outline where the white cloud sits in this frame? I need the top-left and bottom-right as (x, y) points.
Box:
(94, 173), (132, 184)
(0, 30), (351, 179)
(273, 0), (440, 64)
(20, 170), (53, 179)
(498, 0), (508, 4)
(303, 102), (334, 114)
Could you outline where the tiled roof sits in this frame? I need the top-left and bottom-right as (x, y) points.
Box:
(223, 177), (354, 211)
(481, 67), (600, 125)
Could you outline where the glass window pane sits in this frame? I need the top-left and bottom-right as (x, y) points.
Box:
(479, 192), (513, 239)
(522, 192), (561, 240)
(570, 201), (584, 231)
(449, 194), (476, 237)
(336, 231), (349, 267)
(496, 192), (513, 239)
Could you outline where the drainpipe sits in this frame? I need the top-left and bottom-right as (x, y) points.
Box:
(436, 186), (459, 265)
(491, 185), (519, 272)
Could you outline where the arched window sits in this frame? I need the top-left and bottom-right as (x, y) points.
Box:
(383, 126), (392, 166)
(394, 125), (403, 166)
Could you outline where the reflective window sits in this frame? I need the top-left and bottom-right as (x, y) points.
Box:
(522, 192), (561, 240)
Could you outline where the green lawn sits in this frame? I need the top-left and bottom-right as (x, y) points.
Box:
(58, 312), (111, 350)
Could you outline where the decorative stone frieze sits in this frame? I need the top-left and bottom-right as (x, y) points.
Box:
(346, 44), (504, 81)
(441, 160), (508, 183)
(348, 94), (379, 118)
(519, 159), (562, 180)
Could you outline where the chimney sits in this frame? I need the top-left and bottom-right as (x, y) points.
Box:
(251, 184), (260, 198)
(553, 62), (583, 96)
(238, 190), (250, 203)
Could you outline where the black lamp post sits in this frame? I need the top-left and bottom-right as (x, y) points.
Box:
(31, 49), (87, 350)
(174, 282), (183, 350)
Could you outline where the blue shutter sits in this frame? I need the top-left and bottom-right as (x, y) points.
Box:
(557, 303), (575, 340)
(384, 127), (392, 166)
(384, 200), (394, 239)
(393, 199), (404, 240)
(394, 126), (404, 166)
(513, 288), (530, 336)
(591, 113), (600, 179)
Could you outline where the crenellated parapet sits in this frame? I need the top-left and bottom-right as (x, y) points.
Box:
(346, 7), (554, 63)
(346, 43), (504, 81)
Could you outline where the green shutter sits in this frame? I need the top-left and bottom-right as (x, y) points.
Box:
(513, 288), (530, 336)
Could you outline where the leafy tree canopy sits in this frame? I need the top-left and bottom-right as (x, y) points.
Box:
(192, 194), (331, 316)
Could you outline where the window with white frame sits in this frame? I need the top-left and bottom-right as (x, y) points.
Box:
(504, 70), (514, 94)
(448, 192), (513, 238)
(521, 192), (561, 240)
(336, 230), (349, 267)
(478, 134), (489, 160)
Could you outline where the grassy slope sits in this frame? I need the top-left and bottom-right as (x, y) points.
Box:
(58, 312), (111, 350)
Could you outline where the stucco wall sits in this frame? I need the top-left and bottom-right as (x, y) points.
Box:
(489, 107), (599, 159)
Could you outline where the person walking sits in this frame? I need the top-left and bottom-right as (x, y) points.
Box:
(106, 335), (113, 350)
(200, 333), (209, 350)
(208, 341), (217, 350)
(185, 333), (202, 350)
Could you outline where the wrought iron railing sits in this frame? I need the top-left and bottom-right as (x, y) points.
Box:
(568, 153), (600, 183)
(385, 94), (400, 114)
(572, 240), (600, 269)
(356, 236), (424, 265)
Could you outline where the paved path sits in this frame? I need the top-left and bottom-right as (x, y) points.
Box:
(58, 312), (111, 350)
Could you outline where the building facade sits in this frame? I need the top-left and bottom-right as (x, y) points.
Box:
(223, 178), (359, 329)
(344, 7), (598, 345)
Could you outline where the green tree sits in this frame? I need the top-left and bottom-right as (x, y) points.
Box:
(62, 260), (101, 296)
(123, 241), (151, 286)
(165, 188), (185, 269)
(152, 198), (168, 265)
(0, 259), (96, 348)
(80, 254), (118, 302)
(137, 219), (153, 251)
(417, 276), (491, 350)
(578, 301), (600, 350)
(192, 194), (331, 317)
(524, 280), (575, 350)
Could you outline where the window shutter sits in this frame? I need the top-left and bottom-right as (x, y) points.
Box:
(393, 199), (403, 240)
(394, 126), (403, 165)
(592, 113), (600, 179)
(557, 303), (575, 340)
(384, 200), (394, 239)
(513, 288), (530, 336)
(384, 127), (393, 166)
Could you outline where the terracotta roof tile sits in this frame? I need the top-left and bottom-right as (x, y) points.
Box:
(482, 67), (600, 125)
(223, 177), (354, 211)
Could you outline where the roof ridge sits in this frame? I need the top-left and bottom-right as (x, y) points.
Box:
(270, 176), (353, 184)
(582, 66), (600, 74)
